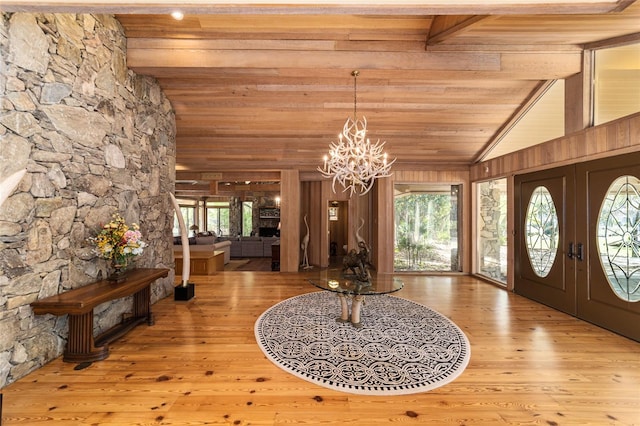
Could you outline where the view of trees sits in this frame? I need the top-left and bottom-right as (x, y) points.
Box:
(394, 188), (459, 272)
(207, 201), (230, 236)
(242, 201), (253, 236)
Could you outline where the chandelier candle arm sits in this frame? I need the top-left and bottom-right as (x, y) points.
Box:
(318, 70), (395, 196)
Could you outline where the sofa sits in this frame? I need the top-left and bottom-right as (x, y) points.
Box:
(173, 234), (232, 264)
(219, 236), (279, 258)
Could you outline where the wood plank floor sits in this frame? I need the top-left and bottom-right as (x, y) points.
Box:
(2, 272), (639, 425)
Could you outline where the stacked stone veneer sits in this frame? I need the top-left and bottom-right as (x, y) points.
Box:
(0, 13), (176, 387)
(478, 180), (506, 282)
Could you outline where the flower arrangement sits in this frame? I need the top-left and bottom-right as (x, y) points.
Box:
(92, 213), (147, 268)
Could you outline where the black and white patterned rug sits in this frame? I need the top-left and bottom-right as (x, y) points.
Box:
(254, 291), (471, 395)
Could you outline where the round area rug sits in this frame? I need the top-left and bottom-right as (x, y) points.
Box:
(254, 291), (471, 395)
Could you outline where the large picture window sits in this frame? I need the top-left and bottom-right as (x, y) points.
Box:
(242, 201), (253, 236)
(394, 183), (462, 272)
(172, 200), (196, 236)
(207, 201), (230, 236)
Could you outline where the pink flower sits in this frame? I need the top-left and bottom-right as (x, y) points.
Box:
(124, 230), (142, 243)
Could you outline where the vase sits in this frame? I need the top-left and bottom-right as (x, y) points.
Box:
(107, 260), (129, 283)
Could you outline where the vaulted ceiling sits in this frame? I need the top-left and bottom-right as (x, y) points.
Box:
(4, 1), (640, 197)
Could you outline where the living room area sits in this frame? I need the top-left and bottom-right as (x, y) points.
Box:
(172, 181), (282, 273)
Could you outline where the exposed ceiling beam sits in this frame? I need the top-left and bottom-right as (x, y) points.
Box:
(426, 15), (491, 46)
(583, 31), (640, 49)
(612, 0), (639, 11)
(128, 49), (503, 71)
(127, 49), (583, 80)
(176, 171), (282, 182)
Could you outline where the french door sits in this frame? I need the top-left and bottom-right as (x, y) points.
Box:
(515, 152), (640, 341)
(576, 154), (640, 341)
(515, 166), (577, 315)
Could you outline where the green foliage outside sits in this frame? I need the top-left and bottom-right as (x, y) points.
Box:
(242, 201), (253, 236)
(394, 193), (455, 271)
(207, 203), (230, 236)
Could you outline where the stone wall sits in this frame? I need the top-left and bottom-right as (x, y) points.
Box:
(0, 13), (176, 387)
(477, 180), (506, 282)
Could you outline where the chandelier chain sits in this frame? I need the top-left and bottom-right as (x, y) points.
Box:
(318, 70), (396, 196)
(353, 70), (358, 120)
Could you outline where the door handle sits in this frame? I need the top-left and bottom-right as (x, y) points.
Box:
(576, 243), (584, 262)
(568, 242), (575, 259)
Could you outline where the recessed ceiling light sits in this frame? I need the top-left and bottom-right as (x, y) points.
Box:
(171, 11), (184, 21)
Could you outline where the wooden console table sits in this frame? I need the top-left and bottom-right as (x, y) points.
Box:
(30, 268), (169, 363)
(174, 250), (224, 275)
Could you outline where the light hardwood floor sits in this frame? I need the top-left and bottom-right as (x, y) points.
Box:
(3, 272), (639, 425)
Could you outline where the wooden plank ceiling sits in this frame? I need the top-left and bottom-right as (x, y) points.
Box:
(5, 1), (639, 195)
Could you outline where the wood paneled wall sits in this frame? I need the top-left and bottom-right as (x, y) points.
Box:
(280, 169), (300, 272)
(373, 177), (394, 273)
(300, 181), (323, 268)
(301, 180), (373, 269)
(471, 112), (640, 181)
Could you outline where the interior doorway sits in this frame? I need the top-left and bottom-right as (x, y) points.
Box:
(328, 200), (349, 264)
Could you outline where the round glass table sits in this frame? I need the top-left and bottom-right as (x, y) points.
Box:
(308, 269), (404, 327)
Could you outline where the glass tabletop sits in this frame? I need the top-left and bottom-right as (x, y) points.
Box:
(309, 268), (404, 296)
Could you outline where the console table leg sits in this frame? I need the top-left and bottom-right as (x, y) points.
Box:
(63, 311), (109, 363)
(133, 285), (153, 326)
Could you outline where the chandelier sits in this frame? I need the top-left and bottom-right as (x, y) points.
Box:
(318, 70), (395, 196)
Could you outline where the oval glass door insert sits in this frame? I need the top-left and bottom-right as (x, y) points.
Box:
(597, 175), (640, 302)
(525, 186), (559, 277)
